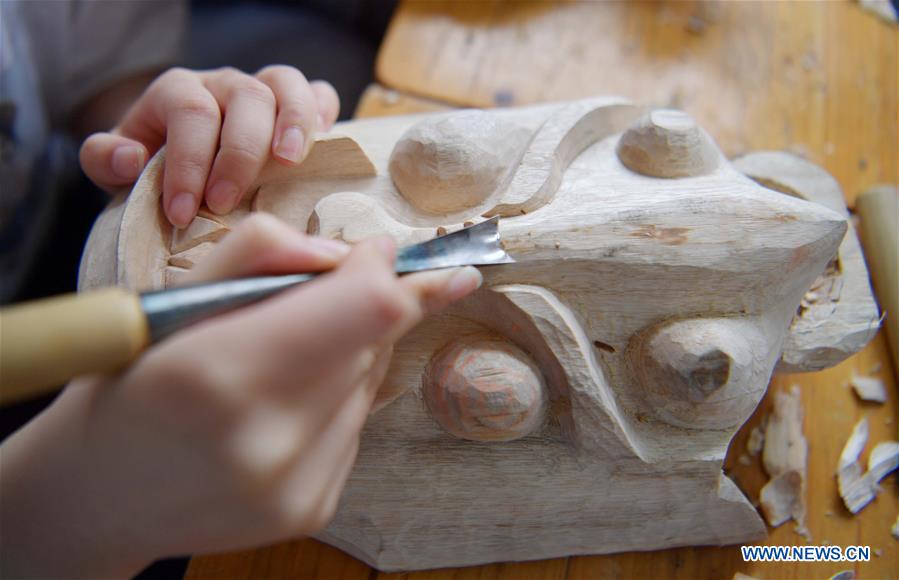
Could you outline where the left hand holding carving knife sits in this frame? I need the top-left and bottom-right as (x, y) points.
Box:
(0, 66), (483, 578)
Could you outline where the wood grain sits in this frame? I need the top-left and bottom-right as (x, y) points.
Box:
(188, 0), (897, 575)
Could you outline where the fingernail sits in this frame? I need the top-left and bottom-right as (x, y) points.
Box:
(446, 266), (483, 301)
(274, 126), (304, 163)
(372, 237), (395, 261)
(305, 236), (350, 260)
(206, 180), (240, 215)
(111, 145), (145, 180)
(168, 192), (196, 228)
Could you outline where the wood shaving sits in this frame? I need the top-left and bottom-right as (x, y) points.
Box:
(797, 259), (842, 317)
(761, 471), (803, 526)
(849, 372), (887, 403)
(746, 421), (765, 456)
(837, 417), (869, 513)
(759, 386), (808, 537)
(837, 417), (899, 513)
(868, 441), (899, 481)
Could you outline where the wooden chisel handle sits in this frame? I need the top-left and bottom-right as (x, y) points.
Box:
(0, 288), (149, 405)
(857, 185), (898, 378)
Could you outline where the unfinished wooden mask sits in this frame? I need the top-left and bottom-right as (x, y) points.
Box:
(81, 98), (879, 570)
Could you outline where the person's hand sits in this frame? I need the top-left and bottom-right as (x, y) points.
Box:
(79, 66), (340, 227)
(0, 214), (482, 579)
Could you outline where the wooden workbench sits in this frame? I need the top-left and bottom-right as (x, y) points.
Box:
(186, 2), (897, 578)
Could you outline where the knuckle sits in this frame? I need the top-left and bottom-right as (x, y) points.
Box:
(363, 276), (412, 330)
(173, 94), (221, 123)
(278, 102), (318, 130)
(257, 64), (306, 82)
(232, 78), (275, 107)
(209, 67), (246, 90)
(234, 213), (281, 247)
(215, 66), (243, 79)
(279, 104), (314, 127)
(218, 137), (266, 169)
(311, 79), (338, 102)
(170, 150), (210, 177)
(159, 67), (194, 85)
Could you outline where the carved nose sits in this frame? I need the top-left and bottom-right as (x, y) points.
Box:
(683, 349), (732, 400)
(629, 317), (768, 430)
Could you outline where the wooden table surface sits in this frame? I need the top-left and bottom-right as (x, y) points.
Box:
(187, 1), (898, 578)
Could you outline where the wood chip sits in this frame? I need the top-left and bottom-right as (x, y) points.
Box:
(837, 418), (899, 513)
(837, 417), (869, 514)
(746, 421), (765, 456)
(759, 385), (808, 536)
(849, 372), (887, 403)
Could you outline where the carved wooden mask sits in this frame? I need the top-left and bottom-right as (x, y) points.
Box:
(81, 99), (877, 570)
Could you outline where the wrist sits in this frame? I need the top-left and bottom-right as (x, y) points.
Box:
(0, 385), (156, 578)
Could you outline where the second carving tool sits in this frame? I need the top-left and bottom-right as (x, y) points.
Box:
(0, 218), (514, 404)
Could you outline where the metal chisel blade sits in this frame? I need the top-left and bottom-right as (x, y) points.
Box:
(395, 216), (515, 274)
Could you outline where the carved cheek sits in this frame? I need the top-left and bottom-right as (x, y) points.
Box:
(422, 339), (547, 442)
(388, 110), (530, 214)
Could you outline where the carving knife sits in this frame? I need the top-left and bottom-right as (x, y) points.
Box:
(0, 217), (514, 404)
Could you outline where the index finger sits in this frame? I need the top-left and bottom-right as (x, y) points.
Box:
(162, 85), (222, 228)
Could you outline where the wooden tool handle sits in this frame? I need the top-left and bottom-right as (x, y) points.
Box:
(0, 288), (149, 405)
(857, 185), (899, 377)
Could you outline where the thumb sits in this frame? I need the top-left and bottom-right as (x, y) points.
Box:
(79, 133), (149, 193)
